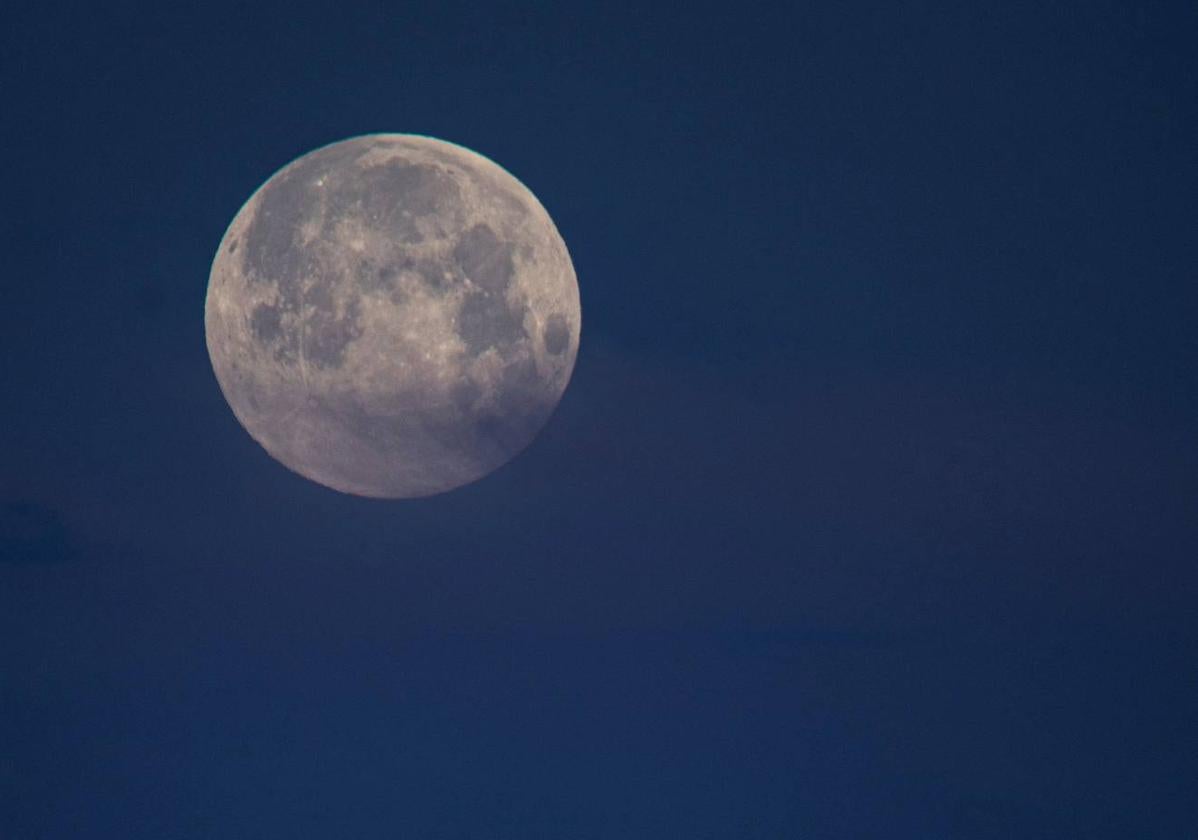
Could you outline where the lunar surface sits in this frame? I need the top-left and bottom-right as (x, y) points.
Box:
(205, 135), (580, 498)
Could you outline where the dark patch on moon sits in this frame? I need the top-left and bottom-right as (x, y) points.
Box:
(305, 282), (334, 313)
(329, 161), (461, 244)
(452, 223), (522, 354)
(543, 313), (570, 355)
(417, 407), (519, 473)
(361, 162), (456, 218)
(375, 264), (398, 287)
(304, 296), (363, 369)
(496, 355), (552, 441)
(247, 290), (362, 370)
(417, 262), (449, 291)
(454, 224), (513, 293)
(238, 143), (387, 370)
(242, 155), (328, 288)
(248, 301), (298, 364)
(412, 352), (553, 469)
(250, 303), (282, 343)
(457, 291), (525, 355)
(502, 354), (539, 388)
(435, 357), (552, 461)
(241, 140), (375, 286)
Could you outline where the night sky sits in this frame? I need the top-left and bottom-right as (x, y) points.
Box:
(3, 3), (1197, 837)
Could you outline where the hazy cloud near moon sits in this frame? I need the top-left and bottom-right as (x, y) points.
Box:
(205, 135), (580, 498)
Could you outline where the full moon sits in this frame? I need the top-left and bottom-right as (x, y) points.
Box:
(205, 134), (580, 498)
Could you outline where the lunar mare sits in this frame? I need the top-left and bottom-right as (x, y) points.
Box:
(205, 135), (580, 497)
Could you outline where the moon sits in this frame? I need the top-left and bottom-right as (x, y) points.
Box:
(205, 134), (580, 498)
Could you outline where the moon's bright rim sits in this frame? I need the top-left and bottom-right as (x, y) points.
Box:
(205, 134), (580, 498)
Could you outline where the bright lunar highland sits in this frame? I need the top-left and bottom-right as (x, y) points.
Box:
(205, 135), (580, 498)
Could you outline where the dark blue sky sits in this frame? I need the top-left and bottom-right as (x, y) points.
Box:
(3, 2), (1196, 837)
